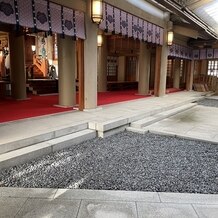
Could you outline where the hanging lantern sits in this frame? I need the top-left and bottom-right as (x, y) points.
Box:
(97, 34), (103, 46)
(167, 31), (174, 46)
(91, 0), (103, 24)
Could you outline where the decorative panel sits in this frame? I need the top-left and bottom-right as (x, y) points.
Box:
(99, 3), (164, 45)
(0, 0), (86, 39)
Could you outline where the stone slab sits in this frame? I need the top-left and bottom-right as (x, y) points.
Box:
(159, 192), (218, 204)
(0, 141), (52, 170)
(0, 122), (88, 155)
(137, 202), (198, 218)
(52, 129), (97, 152)
(0, 197), (27, 218)
(54, 189), (160, 202)
(77, 200), (137, 218)
(193, 204), (218, 218)
(0, 187), (57, 199)
(98, 125), (128, 138)
(126, 127), (148, 134)
(96, 118), (128, 132)
(15, 198), (80, 218)
(54, 122), (88, 137)
(0, 131), (54, 155)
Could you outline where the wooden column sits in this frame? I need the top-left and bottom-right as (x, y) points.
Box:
(118, 56), (125, 81)
(138, 42), (151, 95)
(154, 45), (162, 96)
(186, 60), (194, 91)
(84, 0), (98, 109)
(97, 35), (107, 92)
(9, 33), (27, 100)
(173, 59), (181, 89)
(77, 39), (85, 111)
(57, 35), (76, 107)
(154, 30), (168, 97)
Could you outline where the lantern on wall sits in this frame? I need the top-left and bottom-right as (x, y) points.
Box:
(91, 0), (103, 24)
(31, 45), (36, 53)
(167, 31), (174, 46)
(97, 34), (103, 46)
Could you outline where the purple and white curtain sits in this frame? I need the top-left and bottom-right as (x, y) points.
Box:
(193, 48), (218, 60)
(0, 0), (85, 39)
(214, 49), (218, 59)
(170, 46), (218, 60)
(193, 50), (200, 60)
(206, 49), (214, 59)
(99, 3), (164, 45)
(169, 44), (192, 60)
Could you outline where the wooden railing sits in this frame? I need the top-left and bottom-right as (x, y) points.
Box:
(33, 55), (48, 77)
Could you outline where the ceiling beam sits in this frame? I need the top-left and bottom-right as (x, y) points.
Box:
(174, 25), (199, 38)
(187, 0), (213, 10)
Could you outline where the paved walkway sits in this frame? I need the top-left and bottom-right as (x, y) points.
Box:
(0, 91), (204, 145)
(1, 187), (218, 217)
(144, 104), (218, 144)
(1, 91), (218, 217)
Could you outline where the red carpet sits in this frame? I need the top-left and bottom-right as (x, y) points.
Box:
(0, 95), (73, 123)
(0, 88), (181, 123)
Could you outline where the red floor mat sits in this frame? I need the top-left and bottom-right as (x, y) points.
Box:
(0, 90), (150, 123)
(0, 95), (73, 123)
(0, 88), (183, 123)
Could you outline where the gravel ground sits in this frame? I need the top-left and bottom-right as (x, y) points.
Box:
(198, 98), (218, 108)
(0, 131), (218, 194)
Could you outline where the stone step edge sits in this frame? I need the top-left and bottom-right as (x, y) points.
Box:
(89, 98), (200, 133)
(130, 103), (197, 129)
(0, 129), (97, 170)
(0, 122), (89, 155)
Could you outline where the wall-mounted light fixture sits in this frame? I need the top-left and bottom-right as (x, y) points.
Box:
(167, 31), (174, 46)
(31, 45), (36, 53)
(97, 34), (103, 47)
(91, 0), (103, 24)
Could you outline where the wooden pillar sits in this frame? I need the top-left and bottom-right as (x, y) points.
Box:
(77, 39), (85, 111)
(154, 31), (168, 97)
(118, 56), (125, 81)
(154, 45), (162, 96)
(186, 60), (194, 91)
(84, 0), (98, 109)
(173, 59), (181, 89)
(57, 35), (76, 107)
(97, 35), (107, 92)
(200, 60), (208, 75)
(138, 42), (150, 95)
(9, 33), (27, 100)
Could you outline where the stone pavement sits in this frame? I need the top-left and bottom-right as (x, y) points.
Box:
(1, 91), (218, 217)
(0, 91), (203, 145)
(143, 104), (218, 144)
(0, 187), (218, 217)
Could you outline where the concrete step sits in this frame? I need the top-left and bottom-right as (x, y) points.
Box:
(129, 103), (197, 129)
(0, 122), (88, 155)
(89, 98), (200, 138)
(0, 129), (96, 170)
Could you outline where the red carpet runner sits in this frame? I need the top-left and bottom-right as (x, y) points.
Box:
(0, 89), (181, 123)
(0, 90), (150, 123)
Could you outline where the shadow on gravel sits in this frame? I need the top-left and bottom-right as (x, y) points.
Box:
(198, 99), (218, 108)
(0, 131), (218, 194)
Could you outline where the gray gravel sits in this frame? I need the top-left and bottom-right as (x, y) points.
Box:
(0, 131), (218, 194)
(198, 98), (218, 108)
